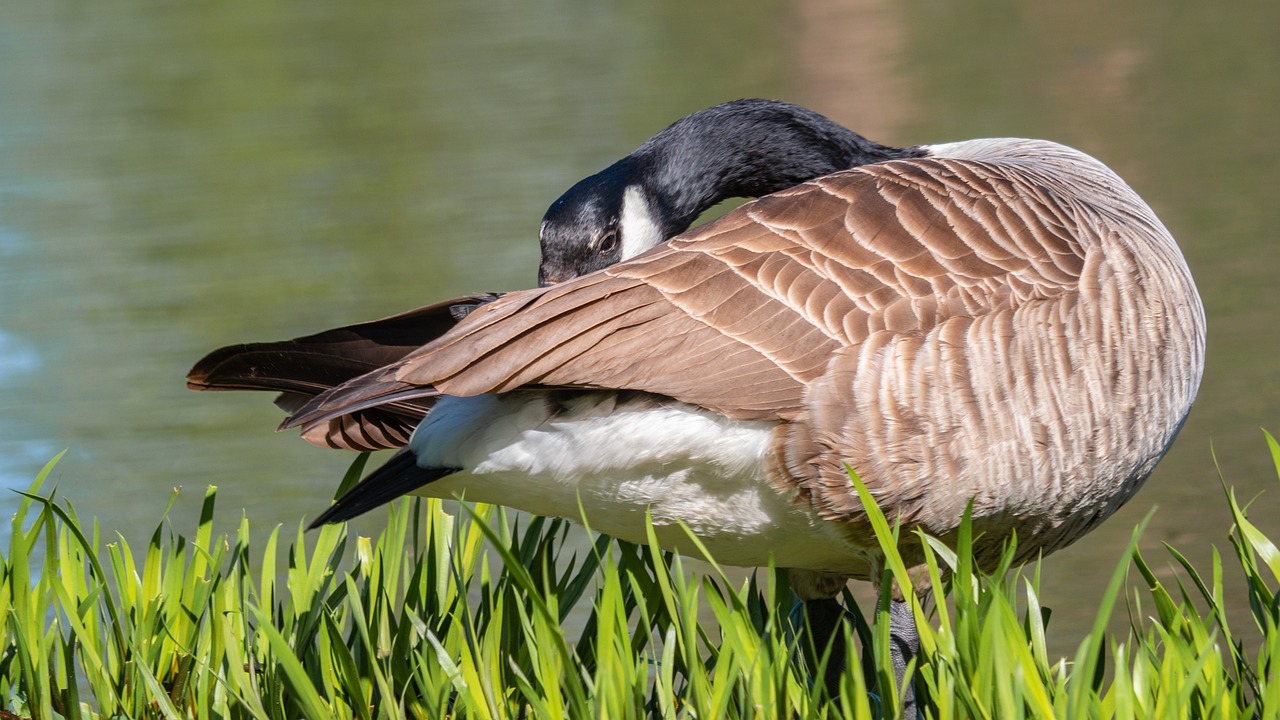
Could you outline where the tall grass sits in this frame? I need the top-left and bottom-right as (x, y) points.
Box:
(0, 435), (1277, 719)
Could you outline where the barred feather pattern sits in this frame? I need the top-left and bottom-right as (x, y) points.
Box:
(288, 139), (1205, 567)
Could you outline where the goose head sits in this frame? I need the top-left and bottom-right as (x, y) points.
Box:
(536, 99), (925, 285)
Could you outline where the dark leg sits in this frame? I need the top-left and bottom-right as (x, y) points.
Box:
(888, 597), (919, 718)
(803, 598), (848, 697)
(788, 571), (861, 702)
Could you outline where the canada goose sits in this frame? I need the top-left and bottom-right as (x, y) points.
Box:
(189, 105), (1206, 712)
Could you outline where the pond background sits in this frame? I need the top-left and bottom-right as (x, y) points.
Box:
(0, 1), (1277, 659)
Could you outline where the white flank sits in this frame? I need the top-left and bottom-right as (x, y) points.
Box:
(408, 392), (861, 573)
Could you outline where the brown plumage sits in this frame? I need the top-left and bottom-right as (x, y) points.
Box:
(284, 140), (1204, 574)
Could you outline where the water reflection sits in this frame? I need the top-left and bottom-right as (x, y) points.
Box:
(0, 328), (39, 381)
(0, 0), (1276, 661)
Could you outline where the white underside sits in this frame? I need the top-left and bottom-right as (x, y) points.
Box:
(407, 392), (862, 572)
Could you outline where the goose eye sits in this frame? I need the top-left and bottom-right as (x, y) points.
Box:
(598, 230), (619, 256)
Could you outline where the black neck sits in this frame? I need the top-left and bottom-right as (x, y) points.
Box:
(625, 99), (925, 235)
(536, 100), (927, 286)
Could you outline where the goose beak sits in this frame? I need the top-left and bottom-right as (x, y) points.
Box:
(537, 266), (565, 287)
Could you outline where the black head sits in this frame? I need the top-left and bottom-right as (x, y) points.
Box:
(538, 156), (675, 286)
(538, 168), (623, 286)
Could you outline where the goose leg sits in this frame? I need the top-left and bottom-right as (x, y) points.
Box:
(888, 597), (919, 718)
(790, 571), (855, 699)
(800, 594), (917, 714)
(803, 598), (848, 697)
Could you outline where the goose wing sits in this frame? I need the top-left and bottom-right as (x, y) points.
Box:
(285, 157), (1089, 433)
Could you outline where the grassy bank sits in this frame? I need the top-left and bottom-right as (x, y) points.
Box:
(0, 437), (1277, 719)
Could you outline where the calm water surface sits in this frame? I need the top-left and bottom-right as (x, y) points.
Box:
(1, 1), (1277, 658)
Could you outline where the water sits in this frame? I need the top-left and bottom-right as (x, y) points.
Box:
(1, 1), (1277, 659)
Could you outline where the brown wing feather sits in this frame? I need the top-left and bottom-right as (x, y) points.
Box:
(286, 156), (1089, 435)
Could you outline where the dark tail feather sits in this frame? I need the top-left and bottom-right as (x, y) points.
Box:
(187, 293), (503, 395)
(297, 407), (421, 452)
(308, 451), (459, 528)
(188, 294), (502, 452)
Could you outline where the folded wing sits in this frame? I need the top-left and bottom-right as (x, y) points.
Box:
(285, 157), (1089, 435)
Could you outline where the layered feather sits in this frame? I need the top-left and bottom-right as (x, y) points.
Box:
(283, 140), (1205, 566)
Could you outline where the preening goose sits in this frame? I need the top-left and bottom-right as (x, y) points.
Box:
(189, 104), (1206, 712)
(288, 137), (1205, 555)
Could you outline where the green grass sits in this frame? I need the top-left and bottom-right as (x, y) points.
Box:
(0, 435), (1278, 719)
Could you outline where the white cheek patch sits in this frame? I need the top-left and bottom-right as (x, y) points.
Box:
(619, 185), (665, 260)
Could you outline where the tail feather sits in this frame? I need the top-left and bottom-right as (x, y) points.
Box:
(308, 451), (459, 527)
(298, 406), (421, 451)
(187, 294), (501, 394)
(188, 294), (502, 450)
(282, 377), (440, 432)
